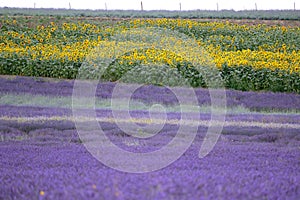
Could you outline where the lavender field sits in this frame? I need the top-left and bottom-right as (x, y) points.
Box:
(0, 75), (300, 199)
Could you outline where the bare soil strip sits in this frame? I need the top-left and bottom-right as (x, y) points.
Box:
(1, 116), (300, 129)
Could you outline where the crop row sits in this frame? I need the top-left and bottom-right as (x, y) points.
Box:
(0, 17), (299, 92)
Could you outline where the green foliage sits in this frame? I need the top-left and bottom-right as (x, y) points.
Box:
(0, 55), (81, 79)
(221, 65), (300, 93)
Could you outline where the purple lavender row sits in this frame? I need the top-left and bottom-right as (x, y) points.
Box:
(0, 134), (299, 199)
(1, 119), (299, 143)
(1, 105), (300, 124)
(1, 76), (299, 111)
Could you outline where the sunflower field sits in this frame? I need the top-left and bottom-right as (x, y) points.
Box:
(0, 16), (299, 92)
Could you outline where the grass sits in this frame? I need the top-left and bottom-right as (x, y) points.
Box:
(1, 93), (300, 115)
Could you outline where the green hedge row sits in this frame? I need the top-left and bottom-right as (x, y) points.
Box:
(1, 55), (299, 93)
(1, 8), (300, 21)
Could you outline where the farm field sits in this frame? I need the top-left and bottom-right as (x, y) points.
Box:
(0, 76), (300, 199)
(1, 15), (300, 92)
(0, 9), (300, 200)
